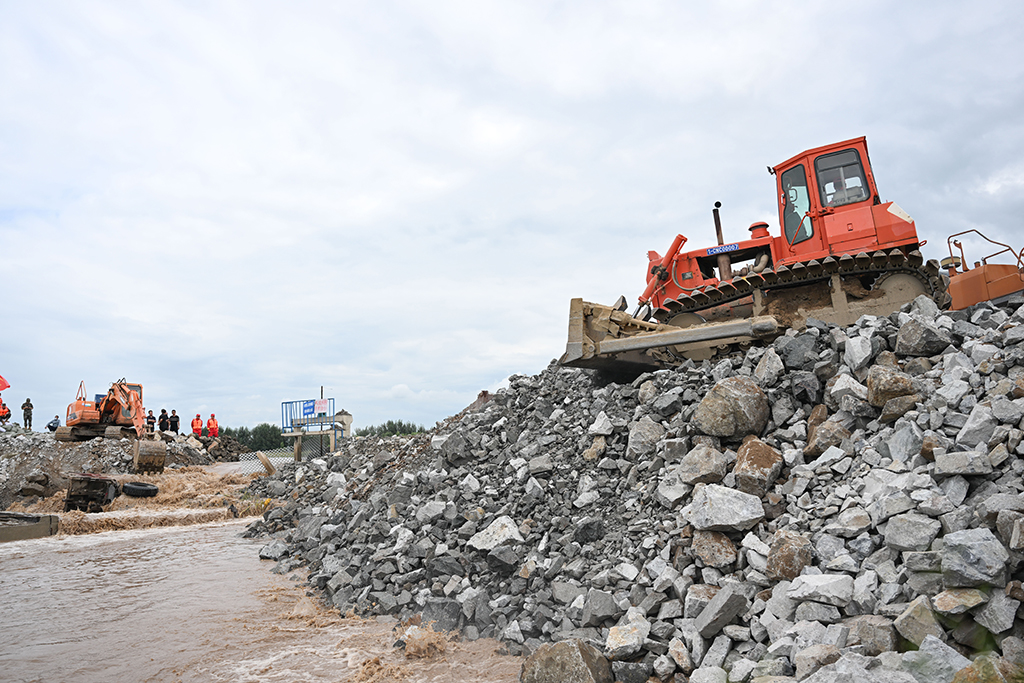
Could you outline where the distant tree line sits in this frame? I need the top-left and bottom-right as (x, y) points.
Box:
(221, 423), (287, 450)
(355, 419), (426, 437)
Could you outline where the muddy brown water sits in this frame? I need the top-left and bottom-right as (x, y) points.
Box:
(0, 521), (520, 682)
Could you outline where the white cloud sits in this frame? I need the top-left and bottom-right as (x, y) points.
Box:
(2, 0), (1024, 430)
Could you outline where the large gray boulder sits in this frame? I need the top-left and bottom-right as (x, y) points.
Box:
(941, 528), (1009, 587)
(688, 484), (765, 532)
(519, 639), (613, 683)
(896, 319), (953, 357)
(901, 635), (971, 683)
(692, 377), (770, 439)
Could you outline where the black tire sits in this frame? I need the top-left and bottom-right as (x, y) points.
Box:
(123, 482), (158, 498)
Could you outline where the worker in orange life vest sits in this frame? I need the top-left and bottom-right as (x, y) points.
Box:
(191, 414), (203, 435)
(207, 414), (219, 438)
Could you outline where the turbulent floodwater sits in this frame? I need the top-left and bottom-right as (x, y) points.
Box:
(0, 521), (520, 682)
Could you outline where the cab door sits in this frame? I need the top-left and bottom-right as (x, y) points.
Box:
(777, 162), (826, 263)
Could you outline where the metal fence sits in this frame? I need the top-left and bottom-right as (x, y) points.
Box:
(281, 398), (336, 434)
(230, 449), (295, 475)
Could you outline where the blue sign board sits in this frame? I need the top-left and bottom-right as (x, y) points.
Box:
(707, 243), (739, 255)
(302, 400), (315, 417)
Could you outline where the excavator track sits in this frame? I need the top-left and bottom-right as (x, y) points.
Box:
(652, 249), (947, 322)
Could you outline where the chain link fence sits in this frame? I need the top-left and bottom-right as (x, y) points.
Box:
(228, 438), (334, 475)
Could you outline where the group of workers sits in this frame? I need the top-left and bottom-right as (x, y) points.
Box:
(0, 397), (33, 429)
(143, 410), (218, 437)
(193, 413), (219, 437)
(0, 392), (221, 438)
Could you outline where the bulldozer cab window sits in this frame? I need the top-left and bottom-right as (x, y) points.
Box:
(781, 165), (813, 245)
(815, 149), (867, 207)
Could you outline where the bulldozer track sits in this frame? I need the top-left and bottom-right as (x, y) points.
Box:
(653, 249), (946, 321)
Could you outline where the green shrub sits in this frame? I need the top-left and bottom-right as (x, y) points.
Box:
(355, 419), (426, 437)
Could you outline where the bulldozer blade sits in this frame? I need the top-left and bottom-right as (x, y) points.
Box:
(561, 298), (779, 375)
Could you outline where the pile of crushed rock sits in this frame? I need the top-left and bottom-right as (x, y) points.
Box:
(0, 428), (222, 510)
(243, 294), (1024, 683)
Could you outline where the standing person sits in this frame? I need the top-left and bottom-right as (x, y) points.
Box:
(145, 410), (156, 433)
(21, 399), (33, 430)
(207, 414), (219, 438)
(46, 415), (60, 432)
(191, 413), (203, 435)
(158, 409), (169, 432)
(168, 410), (180, 434)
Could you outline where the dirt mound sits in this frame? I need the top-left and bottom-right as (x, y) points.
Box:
(0, 431), (215, 510)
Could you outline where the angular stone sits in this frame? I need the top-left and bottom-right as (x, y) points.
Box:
(901, 634), (971, 683)
(467, 515), (525, 551)
(668, 637), (694, 674)
(844, 615), (897, 656)
(695, 583), (749, 638)
(678, 444), (729, 485)
(931, 588), (987, 616)
(692, 530), (738, 568)
(955, 403), (997, 448)
(589, 412), (614, 436)
(830, 374), (869, 407)
(972, 590), (1019, 634)
(894, 595), (945, 646)
(626, 416), (665, 459)
(582, 589), (618, 627)
(519, 639), (614, 683)
(880, 395), (921, 423)
(259, 539), (289, 560)
(884, 512), (942, 552)
(691, 667), (729, 683)
(804, 421), (851, 459)
(755, 348), (786, 386)
(604, 615), (650, 660)
(656, 466), (693, 508)
(867, 364), (916, 408)
(552, 581), (587, 606)
(845, 336), (876, 373)
(941, 528), (1009, 588)
(822, 506), (871, 538)
(896, 319), (953, 357)
(487, 545), (518, 573)
(692, 377), (770, 439)
(950, 654), (1017, 683)
(888, 423), (924, 463)
(794, 643), (841, 681)
(933, 451), (993, 477)
(689, 484), (765, 532)
(766, 530), (814, 581)
(528, 454), (554, 475)
(733, 438), (783, 497)
(786, 573), (854, 607)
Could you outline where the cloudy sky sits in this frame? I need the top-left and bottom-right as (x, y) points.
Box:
(2, 1), (1023, 432)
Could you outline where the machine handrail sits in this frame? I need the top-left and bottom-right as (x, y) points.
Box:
(947, 229), (1024, 273)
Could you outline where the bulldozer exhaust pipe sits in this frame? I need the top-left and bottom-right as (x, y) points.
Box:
(713, 201), (733, 281)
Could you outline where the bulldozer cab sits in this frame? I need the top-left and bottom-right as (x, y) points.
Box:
(772, 137), (885, 263)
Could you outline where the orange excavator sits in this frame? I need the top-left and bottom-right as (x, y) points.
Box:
(54, 379), (166, 473)
(561, 137), (1023, 376)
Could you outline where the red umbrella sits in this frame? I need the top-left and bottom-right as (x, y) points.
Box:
(0, 374), (9, 392)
